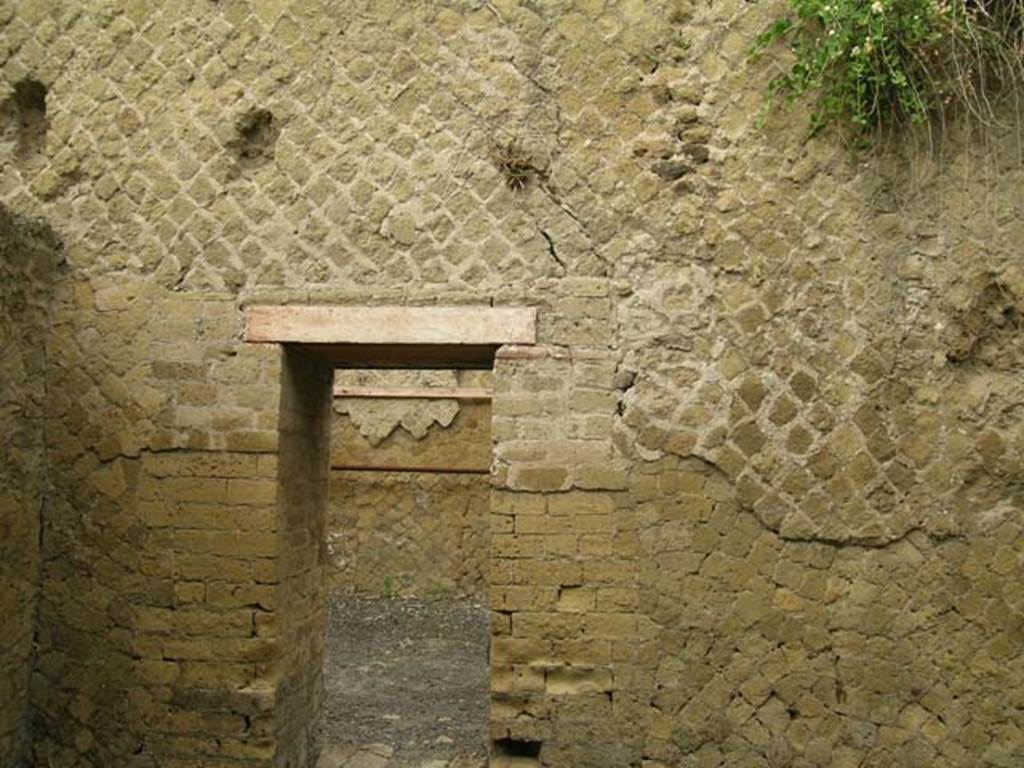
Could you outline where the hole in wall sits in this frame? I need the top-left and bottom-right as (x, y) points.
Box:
(492, 737), (543, 758)
(1, 77), (48, 162)
(231, 108), (278, 169)
(943, 276), (1023, 368)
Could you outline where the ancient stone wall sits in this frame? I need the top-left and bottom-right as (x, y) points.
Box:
(328, 377), (491, 599)
(0, 206), (61, 767)
(30, 284), (286, 766)
(0, 1), (1022, 767)
(274, 348), (333, 768)
(327, 469), (490, 599)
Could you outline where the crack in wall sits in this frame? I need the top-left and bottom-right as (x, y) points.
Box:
(539, 228), (564, 271)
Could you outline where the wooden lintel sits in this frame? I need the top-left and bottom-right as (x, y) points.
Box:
(333, 386), (492, 401)
(305, 343), (498, 370)
(243, 305), (536, 346)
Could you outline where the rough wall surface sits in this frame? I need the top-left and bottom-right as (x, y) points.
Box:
(275, 348), (333, 768)
(328, 396), (491, 599)
(0, 206), (60, 767)
(328, 468), (490, 599)
(32, 286), (285, 767)
(0, 1), (1022, 767)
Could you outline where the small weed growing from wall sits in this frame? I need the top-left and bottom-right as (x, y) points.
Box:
(753, 0), (1024, 138)
(490, 139), (548, 191)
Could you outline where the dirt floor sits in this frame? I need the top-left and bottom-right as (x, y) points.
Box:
(318, 595), (490, 768)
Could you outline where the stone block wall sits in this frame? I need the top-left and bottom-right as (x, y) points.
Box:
(273, 348), (333, 768)
(31, 283), (287, 767)
(328, 391), (491, 599)
(628, 455), (1024, 767)
(0, 206), (60, 768)
(489, 345), (640, 765)
(327, 469), (490, 599)
(1, 1), (1022, 766)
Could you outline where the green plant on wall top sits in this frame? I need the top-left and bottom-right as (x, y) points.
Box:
(753, 0), (1024, 138)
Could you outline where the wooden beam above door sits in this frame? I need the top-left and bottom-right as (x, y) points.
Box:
(243, 305), (536, 346)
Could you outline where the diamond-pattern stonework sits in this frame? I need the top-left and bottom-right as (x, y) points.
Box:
(1, 1), (1022, 767)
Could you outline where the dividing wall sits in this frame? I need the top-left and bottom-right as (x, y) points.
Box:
(0, 206), (60, 766)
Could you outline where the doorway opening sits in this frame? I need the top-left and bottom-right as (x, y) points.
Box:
(244, 305), (536, 768)
(321, 368), (493, 767)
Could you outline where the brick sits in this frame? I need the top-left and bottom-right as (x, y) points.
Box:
(133, 660), (180, 685)
(547, 493), (616, 516)
(568, 389), (619, 413)
(557, 586), (596, 613)
(491, 637), (554, 665)
(515, 559), (583, 587)
(513, 611), (585, 640)
(225, 478), (277, 505)
(494, 534), (544, 559)
(509, 467), (570, 492)
(585, 613), (639, 639)
(582, 559), (637, 585)
(225, 431), (278, 453)
(491, 665), (546, 693)
(574, 465), (629, 490)
(545, 666), (612, 695)
(491, 587), (558, 611)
